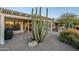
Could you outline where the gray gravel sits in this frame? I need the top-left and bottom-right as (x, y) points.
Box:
(0, 31), (78, 51)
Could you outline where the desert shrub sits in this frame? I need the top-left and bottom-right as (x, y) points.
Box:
(59, 28), (79, 49)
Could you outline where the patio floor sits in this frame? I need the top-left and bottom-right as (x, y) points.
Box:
(0, 31), (78, 51)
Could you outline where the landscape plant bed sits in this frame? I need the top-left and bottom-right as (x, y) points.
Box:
(59, 28), (79, 49)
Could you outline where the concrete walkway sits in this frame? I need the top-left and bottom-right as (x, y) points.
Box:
(0, 31), (78, 51)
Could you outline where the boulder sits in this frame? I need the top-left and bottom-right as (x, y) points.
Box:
(28, 41), (38, 47)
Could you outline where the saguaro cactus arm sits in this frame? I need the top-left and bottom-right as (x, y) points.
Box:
(32, 7), (48, 43)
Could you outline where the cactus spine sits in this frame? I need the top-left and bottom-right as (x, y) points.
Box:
(32, 7), (48, 44)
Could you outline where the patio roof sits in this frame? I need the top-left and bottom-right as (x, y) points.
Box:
(0, 13), (32, 20)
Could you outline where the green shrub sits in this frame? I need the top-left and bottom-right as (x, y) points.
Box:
(59, 28), (79, 49)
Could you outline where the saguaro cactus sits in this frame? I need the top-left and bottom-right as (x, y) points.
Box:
(31, 7), (48, 44)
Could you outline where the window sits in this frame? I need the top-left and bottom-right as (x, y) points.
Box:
(13, 21), (21, 30)
(5, 20), (21, 31)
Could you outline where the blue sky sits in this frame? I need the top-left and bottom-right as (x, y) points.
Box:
(4, 7), (79, 19)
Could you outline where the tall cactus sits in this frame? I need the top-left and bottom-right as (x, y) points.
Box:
(31, 7), (48, 44)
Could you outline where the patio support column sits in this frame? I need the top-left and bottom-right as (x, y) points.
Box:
(0, 15), (4, 45)
(21, 21), (24, 32)
(51, 21), (52, 31)
(28, 20), (29, 32)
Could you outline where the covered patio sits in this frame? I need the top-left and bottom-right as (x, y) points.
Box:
(0, 13), (31, 45)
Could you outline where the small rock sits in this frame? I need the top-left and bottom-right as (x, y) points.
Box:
(28, 41), (38, 47)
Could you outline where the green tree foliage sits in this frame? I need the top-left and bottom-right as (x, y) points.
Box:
(57, 13), (79, 27)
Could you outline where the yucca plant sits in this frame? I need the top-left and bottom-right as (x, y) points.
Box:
(31, 7), (48, 44)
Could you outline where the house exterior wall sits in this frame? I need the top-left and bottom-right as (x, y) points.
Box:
(48, 20), (53, 31)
